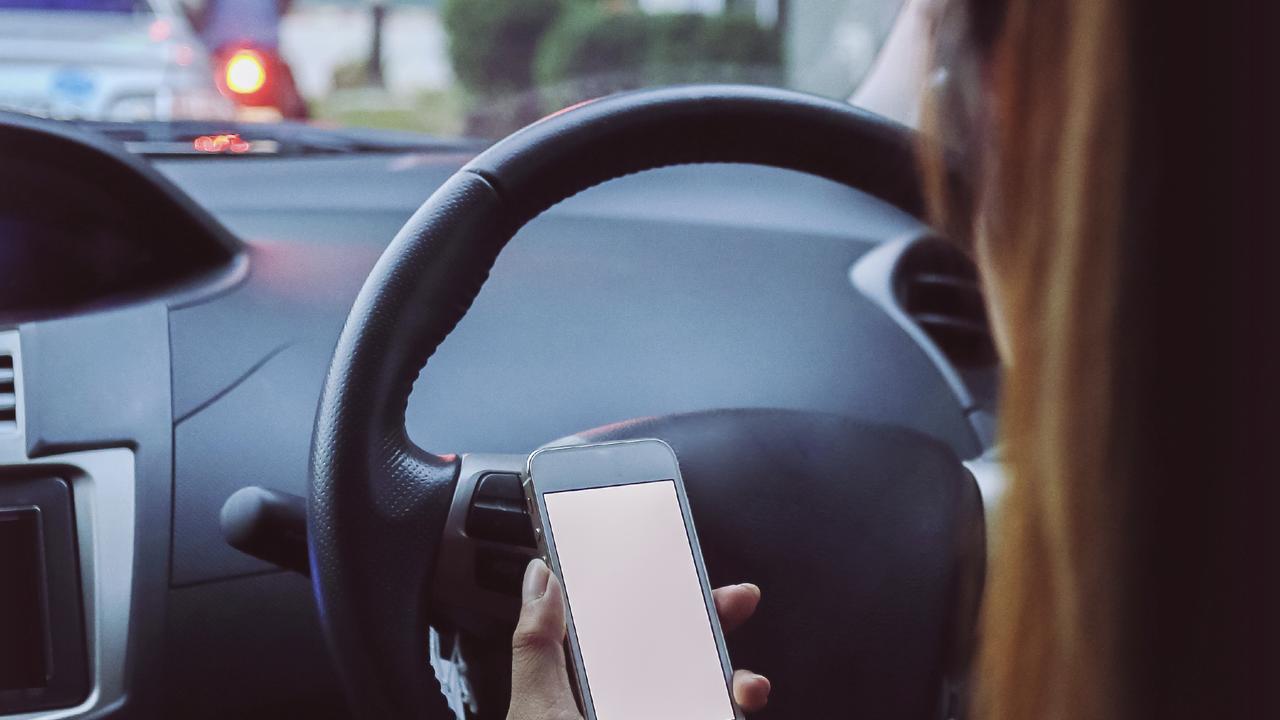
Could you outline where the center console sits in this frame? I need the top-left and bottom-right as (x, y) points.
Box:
(0, 473), (89, 715)
(0, 331), (136, 720)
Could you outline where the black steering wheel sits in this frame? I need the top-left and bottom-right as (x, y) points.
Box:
(308, 85), (985, 720)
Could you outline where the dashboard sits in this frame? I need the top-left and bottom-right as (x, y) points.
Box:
(0, 121), (997, 718)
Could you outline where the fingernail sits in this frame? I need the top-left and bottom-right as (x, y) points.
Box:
(522, 558), (550, 603)
(754, 674), (772, 696)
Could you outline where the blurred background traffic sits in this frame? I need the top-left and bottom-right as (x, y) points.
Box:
(0, 0), (905, 139)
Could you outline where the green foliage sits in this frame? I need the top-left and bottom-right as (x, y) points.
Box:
(696, 12), (781, 67)
(442, 0), (563, 96)
(330, 59), (370, 90)
(533, 5), (781, 93)
(441, 0), (782, 134)
(312, 88), (466, 137)
(646, 12), (710, 77)
(533, 2), (649, 90)
(646, 11), (780, 84)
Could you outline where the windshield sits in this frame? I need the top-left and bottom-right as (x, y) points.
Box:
(0, 0), (907, 140)
(0, 0), (148, 11)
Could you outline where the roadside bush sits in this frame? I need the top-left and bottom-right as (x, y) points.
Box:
(645, 12), (710, 82)
(441, 0), (782, 135)
(442, 0), (563, 97)
(533, 3), (649, 91)
(534, 6), (782, 111)
(331, 59), (369, 91)
(695, 13), (781, 68)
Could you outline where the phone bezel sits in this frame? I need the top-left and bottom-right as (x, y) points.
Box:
(524, 439), (745, 720)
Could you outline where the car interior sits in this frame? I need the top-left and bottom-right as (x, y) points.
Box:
(0, 80), (1002, 720)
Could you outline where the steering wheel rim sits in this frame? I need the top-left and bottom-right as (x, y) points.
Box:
(309, 85), (934, 719)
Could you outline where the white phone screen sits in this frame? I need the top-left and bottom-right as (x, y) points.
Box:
(543, 480), (734, 720)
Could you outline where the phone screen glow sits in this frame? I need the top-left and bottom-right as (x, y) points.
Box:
(544, 479), (734, 720)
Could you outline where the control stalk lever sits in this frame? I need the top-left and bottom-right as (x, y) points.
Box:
(220, 486), (309, 576)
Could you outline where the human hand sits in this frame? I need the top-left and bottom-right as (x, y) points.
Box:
(506, 558), (770, 720)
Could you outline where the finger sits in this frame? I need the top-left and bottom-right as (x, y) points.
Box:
(712, 583), (761, 633)
(732, 669), (771, 713)
(509, 559), (579, 719)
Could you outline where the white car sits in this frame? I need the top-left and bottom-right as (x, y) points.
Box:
(0, 0), (232, 121)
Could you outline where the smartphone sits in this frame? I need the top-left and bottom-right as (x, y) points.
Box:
(524, 439), (745, 720)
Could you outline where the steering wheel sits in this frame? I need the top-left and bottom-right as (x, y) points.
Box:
(309, 85), (985, 720)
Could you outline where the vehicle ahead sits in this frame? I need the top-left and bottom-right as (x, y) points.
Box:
(0, 0), (232, 121)
(208, 42), (308, 119)
(191, 0), (309, 119)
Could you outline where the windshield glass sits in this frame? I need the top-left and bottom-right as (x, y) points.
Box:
(0, 0), (907, 140)
(0, 0), (148, 11)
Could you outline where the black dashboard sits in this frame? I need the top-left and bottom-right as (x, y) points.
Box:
(0, 119), (996, 718)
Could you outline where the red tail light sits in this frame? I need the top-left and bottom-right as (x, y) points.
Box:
(223, 49), (268, 96)
(212, 44), (308, 120)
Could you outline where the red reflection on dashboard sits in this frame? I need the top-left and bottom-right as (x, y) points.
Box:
(193, 134), (251, 154)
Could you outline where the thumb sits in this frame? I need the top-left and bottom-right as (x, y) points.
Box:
(508, 559), (580, 720)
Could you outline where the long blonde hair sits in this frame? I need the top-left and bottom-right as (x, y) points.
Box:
(922, 0), (1134, 718)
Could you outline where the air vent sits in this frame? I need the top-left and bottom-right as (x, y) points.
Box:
(894, 242), (997, 368)
(0, 352), (15, 432)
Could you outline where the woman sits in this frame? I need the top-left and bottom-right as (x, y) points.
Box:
(506, 0), (1259, 717)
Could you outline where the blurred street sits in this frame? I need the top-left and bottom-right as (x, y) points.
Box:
(280, 4), (450, 99)
(0, 0), (902, 133)
(272, 1), (901, 136)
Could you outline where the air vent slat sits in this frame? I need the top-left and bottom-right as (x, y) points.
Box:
(910, 273), (981, 291)
(913, 314), (991, 337)
(0, 352), (14, 429)
(894, 243), (997, 368)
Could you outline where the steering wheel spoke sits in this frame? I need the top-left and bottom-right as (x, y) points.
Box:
(431, 453), (537, 638)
